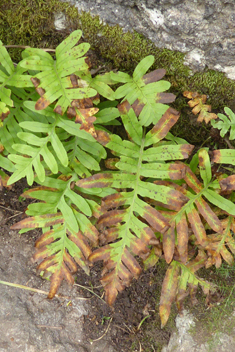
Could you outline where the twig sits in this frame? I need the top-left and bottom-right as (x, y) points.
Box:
(90, 317), (113, 343)
(5, 212), (24, 222)
(36, 325), (62, 330)
(0, 204), (22, 213)
(74, 283), (106, 303)
(224, 137), (235, 149)
(0, 279), (87, 300)
(123, 322), (133, 333)
(112, 324), (130, 334)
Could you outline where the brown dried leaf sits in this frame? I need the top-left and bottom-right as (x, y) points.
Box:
(11, 213), (64, 229)
(187, 250), (207, 272)
(142, 69), (166, 84)
(67, 107), (98, 137)
(195, 196), (223, 233)
(219, 175), (235, 191)
(147, 107), (180, 142)
(35, 96), (51, 110)
(105, 158), (119, 170)
(187, 206), (208, 245)
(0, 109), (10, 121)
(183, 91), (218, 124)
(94, 129), (111, 146)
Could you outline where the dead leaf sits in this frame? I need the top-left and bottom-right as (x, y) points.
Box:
(183, 91), (218, 124)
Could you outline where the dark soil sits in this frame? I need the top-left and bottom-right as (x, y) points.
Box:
(0, 180), (176, 352)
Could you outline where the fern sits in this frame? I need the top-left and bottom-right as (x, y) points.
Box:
(109, 56), (176, 126)
(12, 212), (98, 298)
(18, 30), (96, 115)
(76, 106), (194, 304)
(211, 107), (235, 140)
(2, 32), (235, 329)
(0, 41), (33, 119)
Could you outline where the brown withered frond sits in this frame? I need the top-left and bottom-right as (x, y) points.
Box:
(183, 91), (218, 124)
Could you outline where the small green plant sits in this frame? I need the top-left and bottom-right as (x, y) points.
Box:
(211, 107), (235, 140)
(1, 30), (235, 328)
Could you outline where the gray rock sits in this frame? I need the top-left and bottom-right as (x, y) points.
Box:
(161, 310), (235, 352)
(0, 230), (115, 352)
(60, 0), (235, 79)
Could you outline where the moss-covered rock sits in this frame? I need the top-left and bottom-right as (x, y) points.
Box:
(1, 0), (235, 144)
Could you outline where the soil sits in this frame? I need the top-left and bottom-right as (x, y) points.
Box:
(0, 180), (176, 352)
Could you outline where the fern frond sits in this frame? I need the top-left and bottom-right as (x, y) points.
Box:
(18, 30), (97, 115)
(211, 107), (235, 139)
(77, 107), (194, 305)
(154, 150), (235, 264)
(160, 253), (215, 328)
(0, 88), (50, 173)
(20, 174), (97, 234)
(110, 56), (175, 126)
(7, 114), (68, 185)
(0, 41), (33, 119)
(11, 213), (98, 299)
(77, 70), (116, 101)
(7, 98), (107, 185)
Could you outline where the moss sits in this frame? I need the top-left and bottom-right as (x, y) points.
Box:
(0, 0), (78, 61)
(2, 0), (235, 146)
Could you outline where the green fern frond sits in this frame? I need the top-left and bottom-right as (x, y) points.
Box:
(211, 107), (235, 140)
(110, 55), (175, 126)
(77, 70), (116, 101)
(77, 107), (194, 304)
(7, 98), (107, 185)
(7, 114), (68, 185)
(21, 174), (96, 234)
(0, 41), (33, 119)
(18, 30), (97, 115)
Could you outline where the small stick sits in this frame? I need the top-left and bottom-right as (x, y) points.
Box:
(36, 325), (62, 330)
(0, 279), (87, 300)
(0, 204), (22, 213)
(90, 317), (113, 343)
(74, 283), (106, 303)
(5, 212), (23, 222)
(224, 137), (235, 149)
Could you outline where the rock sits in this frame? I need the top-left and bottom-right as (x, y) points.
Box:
(62, 0), (235, 79)
(184, 48), (206, 73)
(0, 230), (116, 352)
(161, 310), (235, 352)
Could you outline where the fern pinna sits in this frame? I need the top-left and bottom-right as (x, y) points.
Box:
(2, 31), (235, 328)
